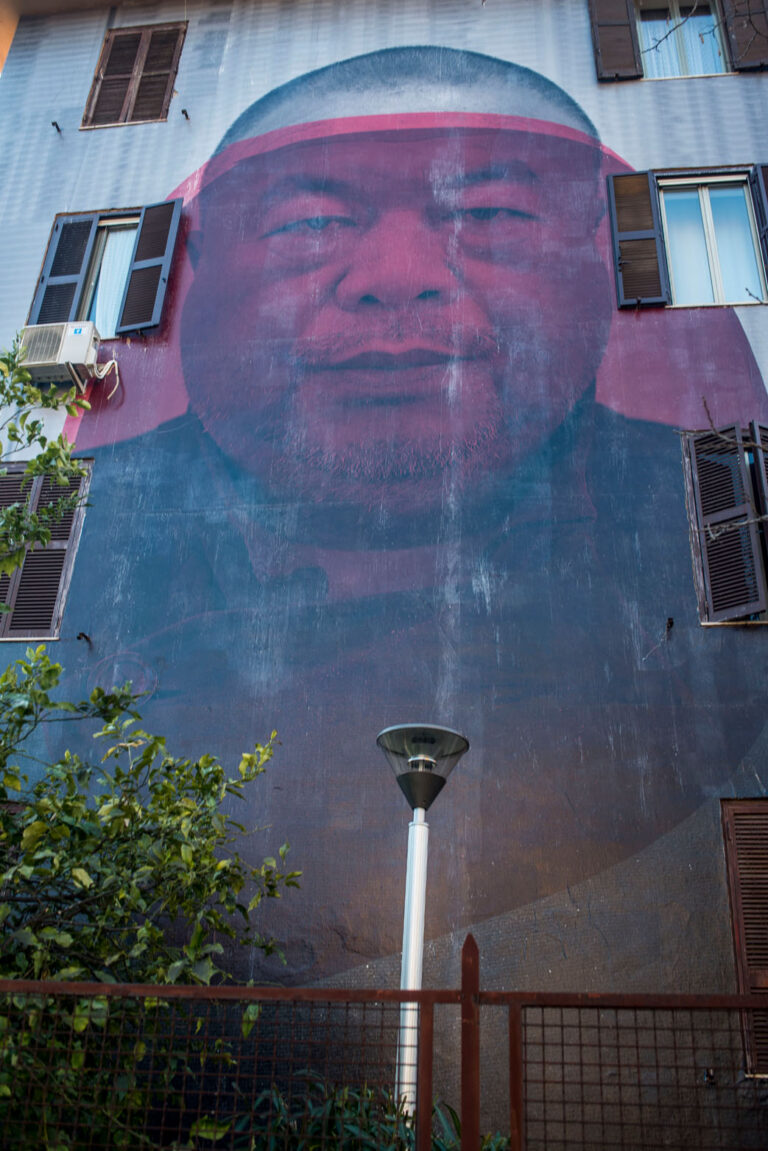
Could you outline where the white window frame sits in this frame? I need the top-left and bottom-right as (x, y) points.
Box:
(659, 175), (768, 306)
(635, 0), (728, 78)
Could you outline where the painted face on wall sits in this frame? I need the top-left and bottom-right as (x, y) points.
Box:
(182, 125), (612, 528)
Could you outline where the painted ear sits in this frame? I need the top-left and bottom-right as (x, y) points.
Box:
(186, 230), (204, 269)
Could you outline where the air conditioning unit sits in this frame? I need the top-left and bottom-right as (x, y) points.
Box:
(20, 322), (101, 391)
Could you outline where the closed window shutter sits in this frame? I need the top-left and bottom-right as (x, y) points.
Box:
(607, 172), (671, 307)
(721, 0), (768, 70)
(28, 215), (99, 325)
(0, 468), (90, 640)
(588, 0), (643, 80)
(90, 30), (143, 126)
(688, 427), (767, 622)
(723, 800), (768, 1074)
(130, 27), (184, 121)
(82, 24), (185, 128)
(749, 165), (768, 274)
(115, 198), (182, 333)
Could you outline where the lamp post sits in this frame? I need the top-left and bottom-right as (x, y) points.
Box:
(376, 723), (470, 1113)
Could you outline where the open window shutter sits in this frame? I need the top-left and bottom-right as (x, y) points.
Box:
(588, 0), (643, 80)
(0, 471), (31, 622)
(130, 26), (185, 122)
(28, 215), (98, 325)
(115, 198), (182, 333)
(607, 172), (671, 307)
(723, 800), (768, 1074)
(688, 427), (767, 622)
(0, 469), (89, 639)
(721, 0), (768, 70)
(749, 165), (768, 274)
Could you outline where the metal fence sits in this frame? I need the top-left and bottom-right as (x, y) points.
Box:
(1, 938), (767, 1149)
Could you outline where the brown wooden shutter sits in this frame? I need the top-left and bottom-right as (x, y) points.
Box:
(82, 24), (185, 128)
(0, 467), (90, 640)
(721, 0), (768, 70)
(607, 172), (671, 306)
(588, 0), (643, 80)
(688, 427), (767, 622)
(130, 27), (184, 122)
(116, 199), (182, 333)
(749, 165), (768, 275)
(28, 215), (99, 325)
(723, 800), (768, 1073)
(89, 30), (143, 126)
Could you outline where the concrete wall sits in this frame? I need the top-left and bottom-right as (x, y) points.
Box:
(1, 0), (768, 997)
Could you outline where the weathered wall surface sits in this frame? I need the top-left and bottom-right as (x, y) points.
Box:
(1, 0), (767, 994)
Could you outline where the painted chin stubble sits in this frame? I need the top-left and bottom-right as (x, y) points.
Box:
(199, 352), (513, 496)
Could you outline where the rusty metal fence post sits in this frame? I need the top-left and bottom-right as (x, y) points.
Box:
(416, 999), (434, 1151)
(508, 1002), (524, 1151)
(461, 933), (480, 1151)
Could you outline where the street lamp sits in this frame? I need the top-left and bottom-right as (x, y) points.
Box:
(377, 723), (470, 1113)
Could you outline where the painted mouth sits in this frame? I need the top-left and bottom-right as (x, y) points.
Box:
(316, 346), (472, 371)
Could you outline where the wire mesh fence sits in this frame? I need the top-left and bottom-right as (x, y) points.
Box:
(499, 995), (768, 1151)
(0, 982), (434, 1149)
(1, 956), (768, 1150)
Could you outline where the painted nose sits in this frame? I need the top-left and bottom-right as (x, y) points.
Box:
(335, 210), (459, 309)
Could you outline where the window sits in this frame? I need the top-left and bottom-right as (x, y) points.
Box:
(660, 178), (766, 304)
(607, 167), (768, 308)
(28, 200), (182, 337)
(636, 0), (726, 76)
(682, 422), (768, 622)
(82, 23), (186, 128)
(0, 464), (91, 640)
(722, 800), (768, 1073)
(589, 0), (768, 79)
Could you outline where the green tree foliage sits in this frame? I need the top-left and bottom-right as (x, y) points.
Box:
(0, 647), (300, 1147)
(0, 337), (90, 579)
(0, 645), (300, 984)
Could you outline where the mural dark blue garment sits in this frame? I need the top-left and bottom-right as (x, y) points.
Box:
(60, 49), (768, 982)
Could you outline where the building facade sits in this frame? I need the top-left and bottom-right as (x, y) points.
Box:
(1, 0), (767, 1018)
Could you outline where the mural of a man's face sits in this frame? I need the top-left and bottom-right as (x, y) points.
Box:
(182, 122), (612, 531)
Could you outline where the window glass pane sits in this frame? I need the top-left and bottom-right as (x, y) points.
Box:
(663, 189), (714, 304)
(638, 8), (682, 77)
(679, 5), (726, 74)
(88, 225), (137, 338)
(709, 186), (764, 303)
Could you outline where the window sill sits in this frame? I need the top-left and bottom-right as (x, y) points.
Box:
(669, 300), (766, 308)
(700, 619), (768, 627)
(79, 119), (169, 130)
(639, 71), (735, 81)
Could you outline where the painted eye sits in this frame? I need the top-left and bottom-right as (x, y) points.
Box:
(269, 215), (354, 236)
(466, 208), (503, 221)
(459, 207), (534, 223)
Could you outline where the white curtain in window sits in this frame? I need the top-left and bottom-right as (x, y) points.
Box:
(679, 6), (725, 75)
(89, 226), (137, 339)
(638, 12), (681, 78)
(663, 190), (714, 304)
(709, 187), (764, 303)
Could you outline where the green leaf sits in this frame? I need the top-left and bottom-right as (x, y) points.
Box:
(71, 867), (93, 889)
(180, 843), (194, 866)
(20, 820), (47, 852)
(166, 960), (186, 983)
(241, 1002), (261, 1039)
(188, 1117), (231, 1141)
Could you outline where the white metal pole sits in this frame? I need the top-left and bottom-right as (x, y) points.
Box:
(397, 806), (429, 1113)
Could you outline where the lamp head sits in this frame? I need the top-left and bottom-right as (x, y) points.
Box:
(376, 723), (470, 811)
